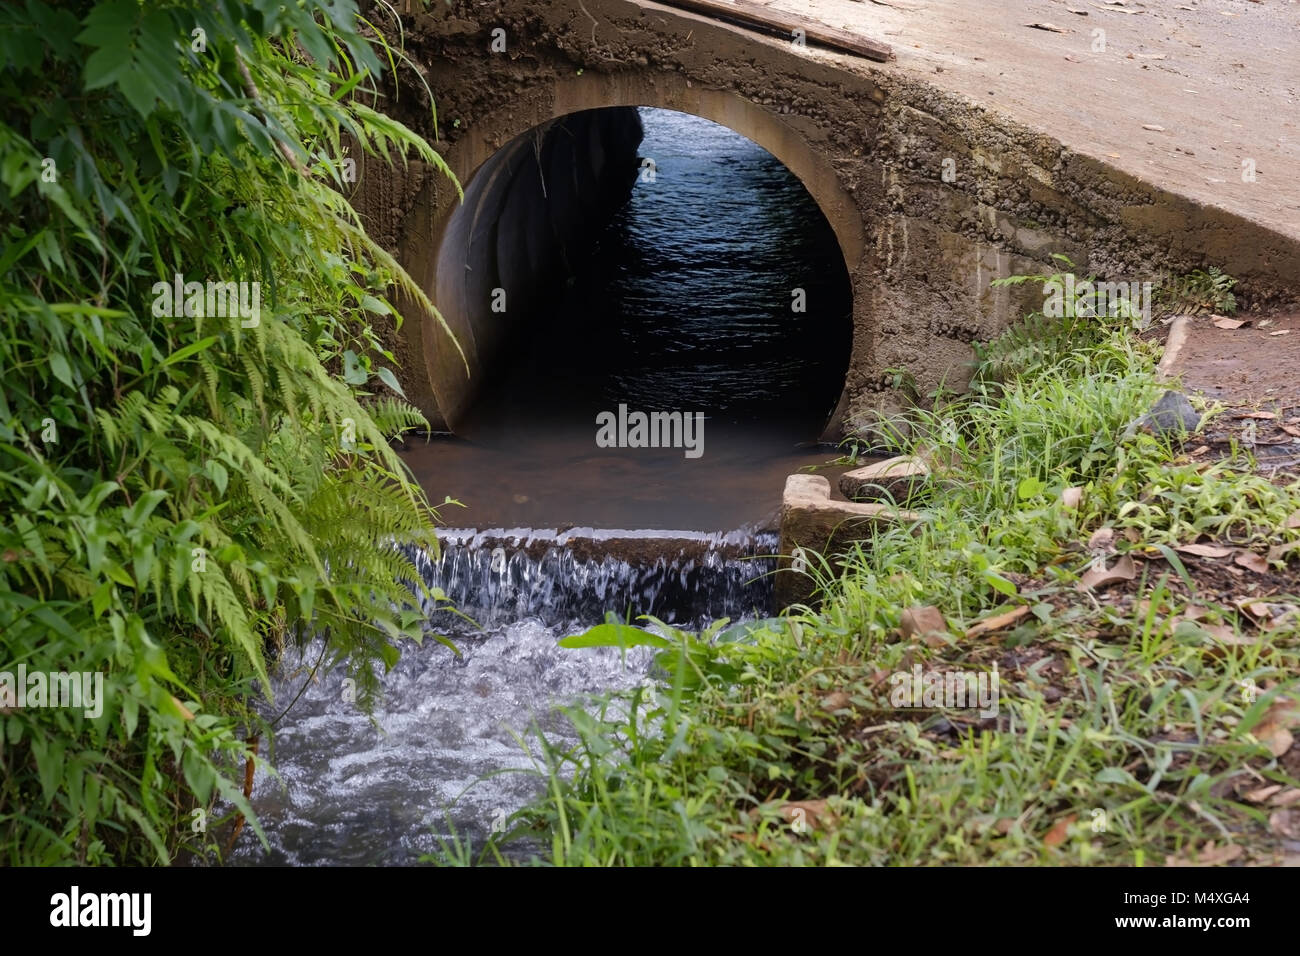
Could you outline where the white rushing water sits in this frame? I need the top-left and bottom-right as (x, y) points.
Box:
(228, 529), (777, 865)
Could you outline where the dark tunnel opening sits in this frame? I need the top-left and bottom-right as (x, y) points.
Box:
(409, 106), (855, 530)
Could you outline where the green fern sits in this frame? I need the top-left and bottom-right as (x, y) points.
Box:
(1154, 267), (1238, 317)
(0, 0), (457, 865)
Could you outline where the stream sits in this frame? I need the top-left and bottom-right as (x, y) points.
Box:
(229, 107), (850, 865)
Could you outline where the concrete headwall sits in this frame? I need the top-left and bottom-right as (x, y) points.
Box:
(350, 0), (1300, 436)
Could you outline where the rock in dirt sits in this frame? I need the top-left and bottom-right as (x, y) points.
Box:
(839, 455), (930, 502)
(1128, 390), (1200, 438)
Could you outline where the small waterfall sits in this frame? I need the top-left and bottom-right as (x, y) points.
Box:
(408, 527), (779, 629)
(231, 526), (781, 865)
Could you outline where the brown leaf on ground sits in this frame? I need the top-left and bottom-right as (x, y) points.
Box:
(1043, 814), (1077, 847)
(1025, 21), (1068, 32)
(1237, 411), (1276, 420)
(1269, 789), (1300, 808)
(1176, 543), (1235, 558)
(1267, 541), (1300, 563)
(1213, 316), (1246, 329)
(1243, 784), (1284, 804)
(994, 818), (1017, 835)
(1236, 600), (1299, 631)
(1166, 842), (1244, 866)
(1262, 728), (1294, 758)
(1237, 598), (1274, 620)
(900, 605), (947, 642)
(1287, 511), (1300, 529)
(1254, 700), (1298, 758)
(779, 799), (836, 830)
(1087, 527), (1116, 552)
(1234, 551), (1269, 573)
(821, 691), (852, 713)
(1201, 622), (1248, 644)
(1269, 809), (1300, 840)
(965, 604), (1030, 639)
(1079, 554), (1136, 590)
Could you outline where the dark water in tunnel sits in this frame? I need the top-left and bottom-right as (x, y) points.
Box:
(516, 106), (852, 421)
(229, 110), (851, 865)
(405, 107), (853, 532)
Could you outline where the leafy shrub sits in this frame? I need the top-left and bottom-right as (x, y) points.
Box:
(0, 0), (454, 863)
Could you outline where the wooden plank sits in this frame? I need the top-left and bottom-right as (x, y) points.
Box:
(652, 0), (893, 62)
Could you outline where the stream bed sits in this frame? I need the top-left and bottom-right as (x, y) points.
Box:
(229, 107), (849, 865)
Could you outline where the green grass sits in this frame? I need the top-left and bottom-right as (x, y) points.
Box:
(449, 311), (1300, 867)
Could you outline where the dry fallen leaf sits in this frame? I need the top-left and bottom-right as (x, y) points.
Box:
(1243, 784), (1284, 804)
(1237, 598), (1273, 620)
(779, 799), (835, 830)
(994, 818), (1017, 835)
(1263, 727), (1295, 758)
(1238, 411), (1276, 420)
(1269, 809), (1300, 840)
(1061, 486), (1084, 509)
(1287, 510), (1300, 530)
(1270, 789), (1300, 808)
(900, 605), (947, 642)
(820, 691), (852, 712)
(1094, 0), (1142, 13)
(1234, 551), (1269, 573)
(965, 604), (1031, 638)
(1253, 700), (1298, 758)
(1176, 542), (1235, 558)
(1267, 541), (1300, 564)
(1088, 527), (1116, 552)
(1271, 330), (1291, 336)
(1166, 842), (1244, 866)
(1079, 554), (1137, 590)
(1043, 814), (1077, 847)
(1213, 316), (1246, 329)
(1025, 21), (1068, 32)
(1200, 622), (1248, 644)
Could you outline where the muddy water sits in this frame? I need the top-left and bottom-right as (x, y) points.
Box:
(229, 109), (851, 865)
